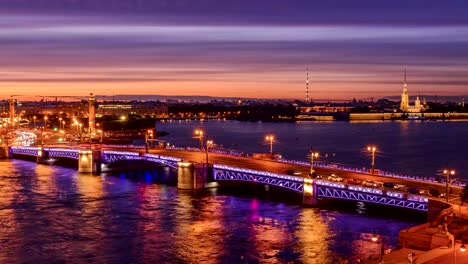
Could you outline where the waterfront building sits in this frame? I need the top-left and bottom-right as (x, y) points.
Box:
(97, 101), (168, 117)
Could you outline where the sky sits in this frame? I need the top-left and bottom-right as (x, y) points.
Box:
(1, 0), (468, 100)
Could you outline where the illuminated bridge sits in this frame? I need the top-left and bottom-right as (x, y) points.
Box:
(4, 146), (428, 211)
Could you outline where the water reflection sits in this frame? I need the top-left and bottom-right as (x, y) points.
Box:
(296, 209), (332, 263)
(174, 193), (225, 263)
(0, 160), (422, 263)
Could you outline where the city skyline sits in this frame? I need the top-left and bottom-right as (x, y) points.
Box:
(1, 1), (468, 99)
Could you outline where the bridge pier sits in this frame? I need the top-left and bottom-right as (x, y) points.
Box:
(302, 179), (319, 206)
(78, 150), (93, 173)
(36, 147), (49, 164)
(0, 145), (11, 158)
(92, 150), (102, 174)
(177, 162), (214, 189)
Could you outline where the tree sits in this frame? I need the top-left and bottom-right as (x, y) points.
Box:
(460, 184), (468, 206)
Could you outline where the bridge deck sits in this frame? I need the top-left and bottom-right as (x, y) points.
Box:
(146, 149), (460, 200)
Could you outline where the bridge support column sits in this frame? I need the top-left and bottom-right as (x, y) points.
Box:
(92, 150), (102, 174)
(177, 161), (210, 190)
(0, 145), (11, 158)
(78, 150), (93, 173)
(303, 179), (318, 206)
(36, 147), (49, 164)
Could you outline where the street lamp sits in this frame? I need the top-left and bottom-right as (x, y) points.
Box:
(265, 135), (274, 156)
(44, 116), (48, 130)
(206, 139), (213, 164)
(33, 116), (36, 128)
(59, 117), (62, 129)
(145, 128), (154, 153)
(444, 168), (456, 203)
(367, 145), (377, 174)
(309, 150), (319, 177)
(194, 129), (204, 150)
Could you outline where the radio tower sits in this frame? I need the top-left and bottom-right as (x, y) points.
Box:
(305, 67), (310, 104)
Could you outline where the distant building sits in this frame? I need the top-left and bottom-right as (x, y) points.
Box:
(97, 101), (168, 117)
(399, 69), (425, 113)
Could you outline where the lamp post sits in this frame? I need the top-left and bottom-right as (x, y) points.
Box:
(444, 167), (456, 203)
(33, 116), (36, 129)
(367, 145), (377, 174)
(265, 135), (274, 157)
(194, 129), (204, 150)
(40, 126), (45, 148)
(44, 116), (48, 131)
(59, 117), (62, 129)
(309, 150), (319, 177)
(145, 129), (154, 153)
(206, 139), (213, 166)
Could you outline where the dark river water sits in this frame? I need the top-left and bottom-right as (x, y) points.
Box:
(2, 120), (459, 263)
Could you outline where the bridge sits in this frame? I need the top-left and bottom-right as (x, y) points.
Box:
(0, 145), (431, 212)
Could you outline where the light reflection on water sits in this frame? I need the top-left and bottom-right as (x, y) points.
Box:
(0, 159), (423, 263)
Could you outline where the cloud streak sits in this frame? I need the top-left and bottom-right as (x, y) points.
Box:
(0, 1), (468, 99)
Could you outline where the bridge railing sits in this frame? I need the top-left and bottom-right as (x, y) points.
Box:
(213, 164), (304, 183)
(276, 158), (467, 188)
(165, 145), (466, 187)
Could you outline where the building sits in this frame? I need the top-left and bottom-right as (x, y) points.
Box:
(97, 101), (168, 117)
(399, 69), (425, 113)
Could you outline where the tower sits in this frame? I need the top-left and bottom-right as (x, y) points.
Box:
(8, 96), (15, 127)
(400, 69), (409, 112)
(88, 93), (96, 134)
(305, 67), (310, 104)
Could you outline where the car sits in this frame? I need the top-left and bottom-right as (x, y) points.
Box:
(383, 182), (396, 189)
(328, 174), (343, 182)
(285, 170), (302, 176)
(394, 184), (407, 191)
(346, 178), (361, 185)
(313, 174), (323, 179)
(362, 180), (378, 187)
(429, 189), (444, 197)
(407, 187), (421, 195)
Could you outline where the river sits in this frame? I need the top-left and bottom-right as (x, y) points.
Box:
(2, 119), (460, 263)
(0, 159), (423, 263)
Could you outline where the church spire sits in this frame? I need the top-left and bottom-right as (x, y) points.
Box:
(305, 66), (310, 104)
(404, 68), (407, 88)
(400, 68), (409, 112)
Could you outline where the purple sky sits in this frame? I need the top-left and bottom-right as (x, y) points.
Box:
(1, 0), (468, 100)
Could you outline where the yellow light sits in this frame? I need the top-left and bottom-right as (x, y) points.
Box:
(461, 244), (466, 252)
(177, 161), (193, 167)
(371, 235), (378, 242)
(303, 183), (313, 194)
